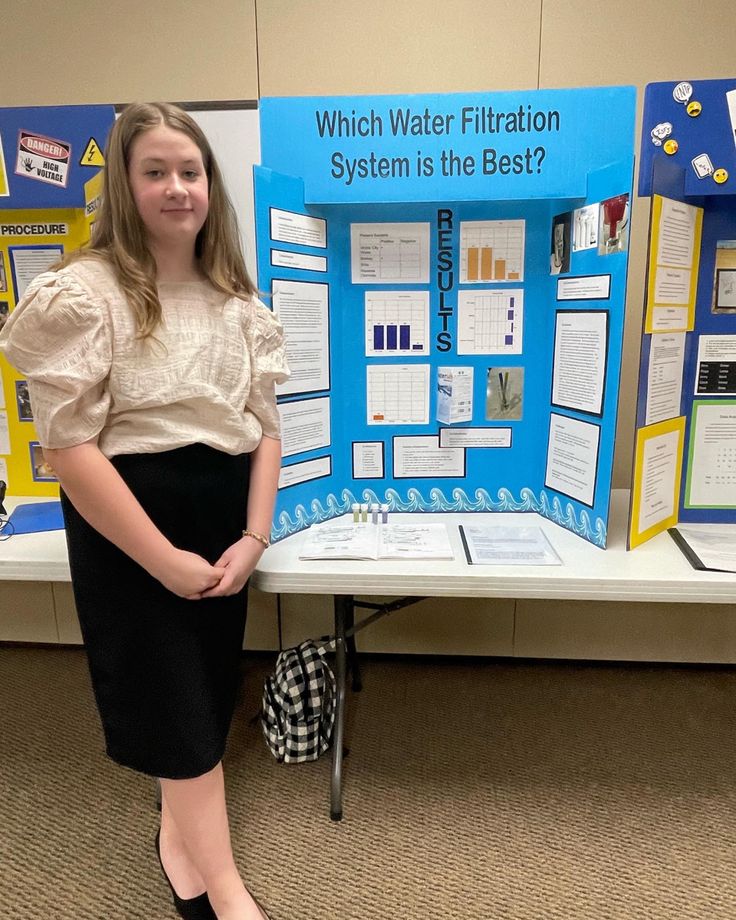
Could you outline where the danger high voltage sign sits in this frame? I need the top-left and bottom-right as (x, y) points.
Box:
(15, 131), (71, 188)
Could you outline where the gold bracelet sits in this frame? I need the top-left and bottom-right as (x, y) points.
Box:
(242, 529), (270, 548)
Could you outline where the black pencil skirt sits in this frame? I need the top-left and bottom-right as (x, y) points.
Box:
(60, 443), (251, 779)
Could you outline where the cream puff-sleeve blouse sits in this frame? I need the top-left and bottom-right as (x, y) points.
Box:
(0, 258), (290, 458)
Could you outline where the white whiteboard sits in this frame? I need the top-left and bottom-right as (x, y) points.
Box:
(190, 107), (260, 280)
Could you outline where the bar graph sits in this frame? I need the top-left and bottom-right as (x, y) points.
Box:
(457, 289), (524, 355)
(365, 291), (429, 356)
(460, 220), (525, 283)
(367, 364), (430, 425)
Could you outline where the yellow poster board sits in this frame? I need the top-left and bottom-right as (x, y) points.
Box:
(644, 195), (703, 334)
(628, 415), (686, 549)
(0, 134), (8, 197)
(83, 169), (103, 238)
(0, 207), (88, 495)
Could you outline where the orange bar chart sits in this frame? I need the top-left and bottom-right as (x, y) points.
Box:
(480, 247), (493, 280)
(467, 247), (479, 281)
(460, 219), (525, 283)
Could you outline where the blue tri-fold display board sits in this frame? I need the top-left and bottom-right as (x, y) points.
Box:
(256, 88), (636, 546)
(629, 78), (736, 549)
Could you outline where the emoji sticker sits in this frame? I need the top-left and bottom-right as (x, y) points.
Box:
(686, 100), (702, 117)
(713, 168), (729, 184)
(663, 139), (679, 155)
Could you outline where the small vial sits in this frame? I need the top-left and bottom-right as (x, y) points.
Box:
(360, 503), (368, 523)
(380, 503), (389, 524)
(370, 503), (379, 524)
(351, 503), (360, 523)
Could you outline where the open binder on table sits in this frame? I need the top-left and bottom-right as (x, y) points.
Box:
(669, 527), (736, 574)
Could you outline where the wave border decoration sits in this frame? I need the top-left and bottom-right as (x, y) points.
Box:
(272, 486), (607, 547)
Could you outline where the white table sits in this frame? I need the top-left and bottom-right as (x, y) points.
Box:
(252, 491), (736, 604)
(5, 490), (735, 600)
(4, 490), (736, 819)
(0, 496), (70, 581)
(250, 491), (736, 819)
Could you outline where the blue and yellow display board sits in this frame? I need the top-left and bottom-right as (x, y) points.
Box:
(630, 78), (736, 548)
(256, 88), (636, 546)
(0, 105), (115, 495)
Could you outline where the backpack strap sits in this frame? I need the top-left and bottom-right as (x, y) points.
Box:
(263, 678), (285, 735)
(294, 644), (316, 721)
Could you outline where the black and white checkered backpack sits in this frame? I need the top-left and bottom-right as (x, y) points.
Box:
(261, 640), (336, 763)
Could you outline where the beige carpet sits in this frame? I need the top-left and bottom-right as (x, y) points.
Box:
(2, 646), (736, 919)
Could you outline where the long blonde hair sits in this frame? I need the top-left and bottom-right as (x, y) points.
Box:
(60, 102), (255, 337)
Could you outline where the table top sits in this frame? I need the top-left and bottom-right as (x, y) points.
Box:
(0, 496), (70, 581)
(2, 491), (736, 603)
(252, 490), (736, 603)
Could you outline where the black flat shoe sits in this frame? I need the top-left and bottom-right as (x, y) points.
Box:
(155, 831), (217, 920)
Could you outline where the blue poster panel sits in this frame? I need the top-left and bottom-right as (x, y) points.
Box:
(0, 105), (114, 208)
(632, 78), (736, 546)
(257, 88), (636, 547)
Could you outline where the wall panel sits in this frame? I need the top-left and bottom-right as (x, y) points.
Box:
(256, 0), (542, 95)
(280, 594), (515, 656)
(0, 583), (57, 643)
(3, 0), (258, 105)
(515, 599), (736, 663)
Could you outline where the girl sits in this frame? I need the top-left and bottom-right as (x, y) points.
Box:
(0, 103), (288, 920)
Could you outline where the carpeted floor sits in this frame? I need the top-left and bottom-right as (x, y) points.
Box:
(2, 646), (736, 919)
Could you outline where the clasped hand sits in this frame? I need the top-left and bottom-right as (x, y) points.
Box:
(159, 537), (265, 600)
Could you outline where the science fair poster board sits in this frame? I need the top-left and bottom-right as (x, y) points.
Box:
(0, 104), (115, 496)
(255, 88), (636, 547)
(0, 103), (260, 498)
(630, 78), (736, 549)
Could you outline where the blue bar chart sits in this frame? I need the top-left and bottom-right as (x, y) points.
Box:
(457, 289), (524, 355)
(365, 291), (429, 356)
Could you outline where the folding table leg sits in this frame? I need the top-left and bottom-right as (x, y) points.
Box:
(345, 601), (362, 692)
(330, 594), (350, 821)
